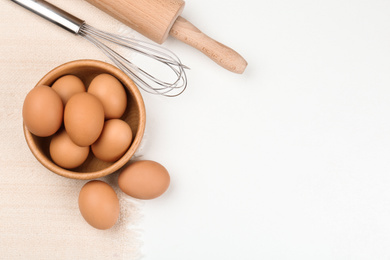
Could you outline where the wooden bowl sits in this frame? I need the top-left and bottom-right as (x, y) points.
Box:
(23, 60), (146, 180)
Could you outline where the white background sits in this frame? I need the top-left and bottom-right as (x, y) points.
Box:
(139, 0), (390, 259)
(2, 0), (390, 259)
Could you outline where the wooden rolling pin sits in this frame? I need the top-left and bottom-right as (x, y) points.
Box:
(85, 0), (247, 74)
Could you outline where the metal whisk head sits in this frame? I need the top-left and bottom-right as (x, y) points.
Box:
(79, 24), (188, 97)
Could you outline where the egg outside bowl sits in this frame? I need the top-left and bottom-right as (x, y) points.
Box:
(23, 60), (146, 180)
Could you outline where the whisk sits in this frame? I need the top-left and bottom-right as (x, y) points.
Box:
(10, 0), (188, 97)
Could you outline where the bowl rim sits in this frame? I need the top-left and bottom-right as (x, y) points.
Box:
(23, 59), (146, 180)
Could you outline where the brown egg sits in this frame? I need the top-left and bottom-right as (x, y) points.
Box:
(78, 180), (120, 230)
(118, 160), (170, 200)
(91, 119), (133, 162)
(22, 85), (63, 137)
(88, 73), (127, 119)
(49, 129), (89, 169)
(64, 92), (105, 147)
(51, 75), (86, 105)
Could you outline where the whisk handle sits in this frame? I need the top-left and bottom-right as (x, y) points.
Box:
(170, 16), (247, 74)
(10, 0), (84, 34)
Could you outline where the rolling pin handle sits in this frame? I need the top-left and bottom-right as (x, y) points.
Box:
(170, 16), (247, 74)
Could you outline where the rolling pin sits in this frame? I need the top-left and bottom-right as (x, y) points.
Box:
(84, 0), (247, 74)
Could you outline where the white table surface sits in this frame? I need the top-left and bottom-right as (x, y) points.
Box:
(3, 0), (390, 259)
(139, 0), (390, 259)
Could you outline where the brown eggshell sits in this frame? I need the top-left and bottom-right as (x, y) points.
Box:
(22, 85), (63, 137)
(91, 119), (133, 162)
(88, 73), (127, 119)
(78, 180), (120, 230)
(51, 75), (86, 105)
(49, 129), (89, 169)
(64, 92), (105, 147)
(118, 160), (170, 200)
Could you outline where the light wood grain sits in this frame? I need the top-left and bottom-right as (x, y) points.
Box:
(85, 0), (185, 44)
(170, 17), (247, 74)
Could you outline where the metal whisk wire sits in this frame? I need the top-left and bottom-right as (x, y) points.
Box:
(79, 24), (188, 97)
(10, 0), (189, 97)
